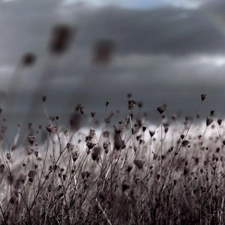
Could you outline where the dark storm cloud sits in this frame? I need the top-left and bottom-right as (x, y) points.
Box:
(74, 4), (225, 56)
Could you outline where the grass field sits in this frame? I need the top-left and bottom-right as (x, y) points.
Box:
(0, 94), (224, 225)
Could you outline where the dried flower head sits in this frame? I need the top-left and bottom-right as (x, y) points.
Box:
(27, 147), (34, 155)
(6, 153), (11, 160)
(133, 159), (144, 169)
(122, 179), (130, 192)
(93, 39), (115, 64)
(27, 135), (35, 145)
(92, 146), (101, 161)
(79, 106), (86, 115)
(0, 164), (5, 173)
(206, 117), (213, 126)
(21, 52), (37, 66)
(201, 94), (206, 101)
(182, 140), (189, 147)
(42, 96), (47, 102)
(217, 119), (222, 126)
(46, 124), (57, 134)
(72, 151), (79, 162)
(157, 105), (166, 114)
(91, 112), (96, 118)
(49, 24), (74, 55)
(149, 130), (155, 137)
(128, 100), (136, 110)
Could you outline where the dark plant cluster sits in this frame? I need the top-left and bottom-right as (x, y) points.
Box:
(0, 92), (225, 225)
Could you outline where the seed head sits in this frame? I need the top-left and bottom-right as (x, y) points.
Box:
(93, 39), (115, 64)
(46, 124), (57, 134)
(149, 130), (155, 137)
(128, 100), (136, 110)
(157, 105), (166, 114)
(122, 179), (130, 192)
(92, 146), (101, 161)
(79, 106), (86, 115)
(42, 96), (47, 102)
(201, 94), (206, 101)
(27, 135), (35, 145)
(27, 147), (34, 155)
(6, 153), (11, 160)
(217, 119), (222, 126)
(49, 24), (74, 55)
(21, 52), (37, 66)
(91, 112), (96, 118)
(133, 159), (144, 170)
(206, 117), (213, 126)
(182, 140), (189, 147)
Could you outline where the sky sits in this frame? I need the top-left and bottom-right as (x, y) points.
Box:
(0, 0), (225, 136)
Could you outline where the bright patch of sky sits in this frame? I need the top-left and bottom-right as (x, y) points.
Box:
(61, 0), (206, 9)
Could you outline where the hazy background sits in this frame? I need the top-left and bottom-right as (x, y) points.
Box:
(0, 0), (225, 142)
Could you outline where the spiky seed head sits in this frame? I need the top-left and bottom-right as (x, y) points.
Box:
(149, 130), (155, 137)
(46, 124), (57, 133)
(27, 135), (35, 145)
(157, 105), (166, 114)
(128, 100), (136, 110)
(201, 94), (206, 101)
(49, 24), (74, 55)
(217, 119), (222, 126)
(206, 117), (213, 126)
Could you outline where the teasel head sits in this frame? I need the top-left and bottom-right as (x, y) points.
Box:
(49, 24), (75, 55)
(92, 39), (115, 64)
(201, 94), (206, 101)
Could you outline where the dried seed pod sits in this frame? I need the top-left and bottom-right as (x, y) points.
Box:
(49, 24), (74, 55)
(27, 135), (35, 145)
(86, 140), (96, 150)
(201, 94), (206, 101)
(0, 164), (5, 173)
(149, 130), (155, 137)
(217, 119), (222, 126)
(92, 146), (101, 161)
(46, 124), (57, 133)
(79, 106), (86, 115)
(128, 100), (136, 110)
(27, 147), (34, 155)
(93, 39), (115, 64)
(157, 105), (166, 114)
(21, 52), (37, 66)
(72, 151), (79, 162)
(206, 117), (213, 126)
(182, 140), (189, 147)
(122, 179), (130, 192)
(6, 153), (11, 160)
(133, 159), (144, 169)
(91, 112), (96, 118)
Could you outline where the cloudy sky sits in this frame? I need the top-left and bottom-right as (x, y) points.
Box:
(0, 0), (225, 132)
